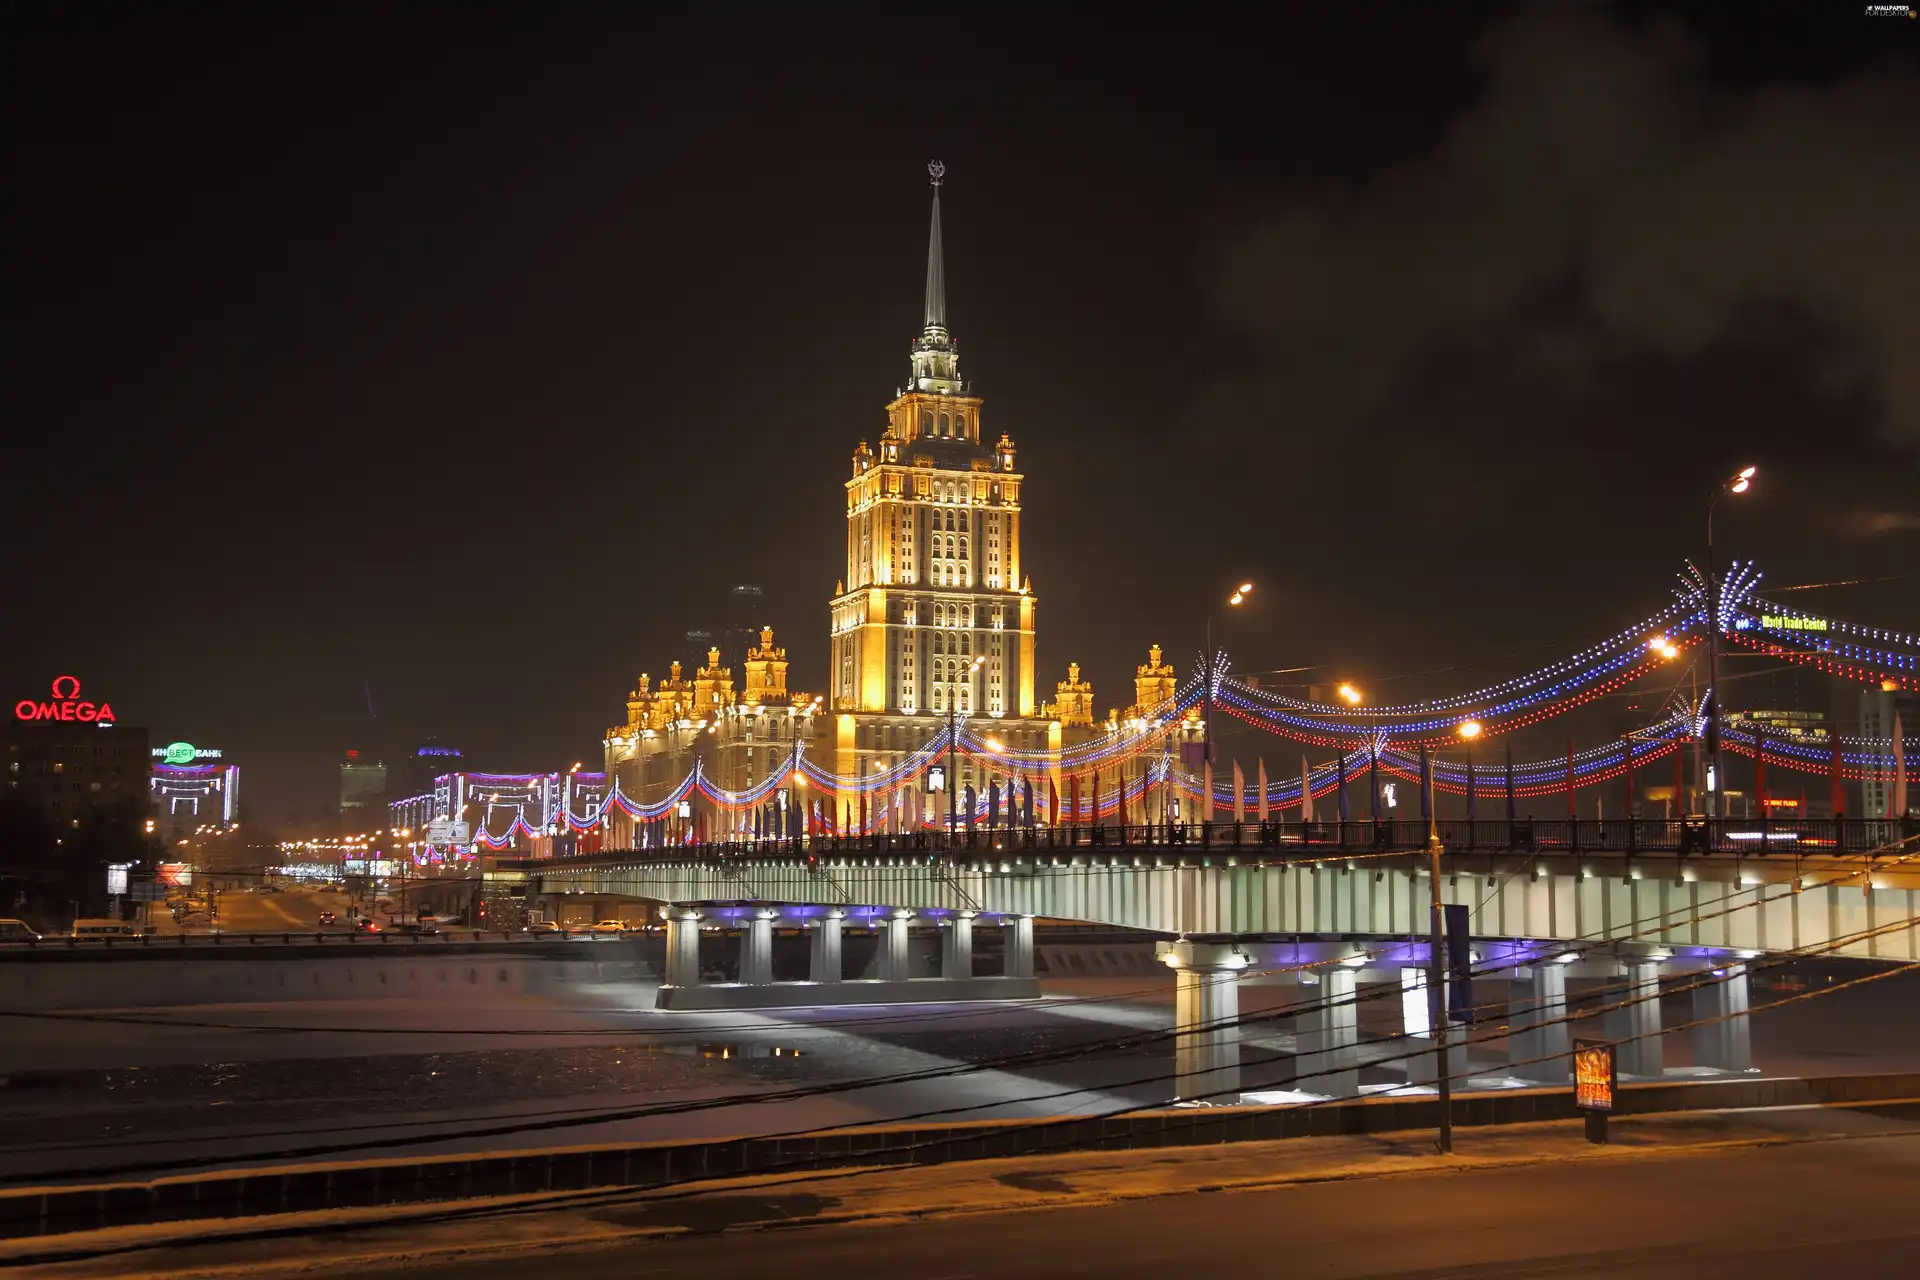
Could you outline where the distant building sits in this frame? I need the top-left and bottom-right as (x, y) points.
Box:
(6, 705), (149, 831)
(1860, 687), (1918, 818)
(685, 584), (767, 674)
(339, 749), (387, 827)
(404, 739), (463, 797)
(148, 738), (240, 844)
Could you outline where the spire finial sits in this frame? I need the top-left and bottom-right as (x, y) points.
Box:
(923, 160), (947, 331)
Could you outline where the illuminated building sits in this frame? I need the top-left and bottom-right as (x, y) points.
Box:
(339, 749), (387, 824)
(1860, 686), (1918, 818)
(6, 674), (149, 829)
(593, 167), (1120, 834)
(148, 740), (240, 843)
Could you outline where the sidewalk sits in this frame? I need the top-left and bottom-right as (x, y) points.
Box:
(6, 1101), (1917, 1279)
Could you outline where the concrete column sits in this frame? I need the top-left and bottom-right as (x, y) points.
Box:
(1165, 940), (1250, 1104)
(1692, 962), (1753, 1073)
(808, 910), (844, 983)
(1400, 967), (1469, 1088)
(878, 909), (914, 981)
(1004, 915), (1035, 980)
(1508, 962), (1572, 1082)
(941, 911), (975, 978)
(1606, 960), (1665, 1079)
(740, 909), (775, 986)
(663, 910), (702, 988)
(1294, 966), (1359, 1097)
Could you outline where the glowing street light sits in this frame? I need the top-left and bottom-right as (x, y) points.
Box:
(1337, 683), (1363, 706)
(1457, 720), (1483, 740)
(1704, 464), (1760, 817)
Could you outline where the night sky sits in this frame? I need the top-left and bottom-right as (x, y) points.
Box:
(4, 3), (1916, 827)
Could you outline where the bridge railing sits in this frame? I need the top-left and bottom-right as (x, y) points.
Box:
(526, 815), (1919, 866)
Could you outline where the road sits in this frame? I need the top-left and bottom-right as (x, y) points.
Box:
(210, 887), (351, 933)
(356, 1133), (1920, 1278)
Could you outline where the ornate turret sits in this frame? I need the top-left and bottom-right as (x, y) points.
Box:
(1053, 662), (1095, 728)
(694, 646), (735, 711)
(742, 627), (790, 704)
(1134, 644), (1177, 715)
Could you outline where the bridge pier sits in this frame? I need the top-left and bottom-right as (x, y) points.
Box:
(1692, 962), (1753, 1073)
(1508, 962), (1572, 1081)
(1294, 966), (1359, 1097)
(808, 910), (844, 982)
(1400, 967), (1468, 1088)
(1004, 915), (1034, 980)
(941, 911), (976, 978)
(1606, 960), (1665, 1078)
(740, 909), (775, 986)
(878, 909), (914, 981)
(1163, 940), (1250, 1105)
(664, 909), (702, 988)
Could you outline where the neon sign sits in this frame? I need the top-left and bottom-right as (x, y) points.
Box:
(1761, 614), (1828, 631)
(14, 675), (115, 725)
(153, 742), (222, 764)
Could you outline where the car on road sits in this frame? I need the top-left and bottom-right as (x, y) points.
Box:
(523, 920), (562, 935)
(392, 921), (440, 937)
(71, 919), (138, 938)
(0, 918), (42, 942)
(589, 919), (631, 936)
(318, 910), (337, 926)
(354, 918), (379, 933)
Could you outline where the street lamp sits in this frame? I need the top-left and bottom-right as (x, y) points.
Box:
(1704, 465), (1757, 818)
(1337, 683), (1363, 706)
(1204, 582), (1252, 785)
(949, 654), (985, 840)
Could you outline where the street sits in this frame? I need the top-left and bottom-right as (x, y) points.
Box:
(349, 1132), (1920, 1278)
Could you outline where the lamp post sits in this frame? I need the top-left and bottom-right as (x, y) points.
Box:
(948, 655), (984, 842)
(1202, 584), (1252, 828)
(1704, 466), (1756, 819)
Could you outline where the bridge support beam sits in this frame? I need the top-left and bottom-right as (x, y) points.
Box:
(808, 910), (844, 983)
(1295, 967), (1359, 1097)
(1004, 915), (1035, 980)
(878, 909), (914, 982)
(942, 911), (976, 978)
(664, 910), (702, 988)
(1163, 940), (1250, 1104)
(740, 909), (775, 986)
(1400, 967), (1468, 1088)
(1508, 963), (1572, 1082)
(1692, 962), (1752, 1073)
(1606, 960), (1665, 1079)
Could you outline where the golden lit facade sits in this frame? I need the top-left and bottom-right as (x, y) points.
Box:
(825, 167), (1056, 793)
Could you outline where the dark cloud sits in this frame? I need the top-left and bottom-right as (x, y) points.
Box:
(1202, 7), (1920, 461)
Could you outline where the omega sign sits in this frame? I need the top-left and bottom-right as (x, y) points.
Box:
(14, 676), (116, 725)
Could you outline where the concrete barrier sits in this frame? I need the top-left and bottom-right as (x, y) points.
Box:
(0, 942), (659, 1011)
(654, 976), (1042, 1010)
(5, 1071), (1916, 1240)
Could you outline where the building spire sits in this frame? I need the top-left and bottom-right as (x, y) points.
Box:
(924, 160), (947, 332)
(908, 160), (963, 394)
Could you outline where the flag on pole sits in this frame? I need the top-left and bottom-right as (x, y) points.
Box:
(1505, 741), (1517, 823)
(1829, 725), (1845, 819)
(964, 784), (977, 834)
(1895, 711), (1908, 818)
(1092, 772), (1103, 827)
(1621, 737), (1634, 818)
(1203, 761), (1215, 824)
(1232, 760), (1245, 824)
(1466, 748), (1477, 822)
(1300, 754), (1314, 824)
(1565, 733), (1576, 818)
(1257, 758), (1270, 823)
(988, 778), (1001, 831)
(1419, 743), (1433, 821)
(1023, 777), (1035, 828)
(1368, 748), (1381, 821)
(1048, 778), (1058, 827)
(859, 791), (868, 837)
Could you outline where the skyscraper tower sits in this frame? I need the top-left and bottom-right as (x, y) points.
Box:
(828, 162), (1035, 721)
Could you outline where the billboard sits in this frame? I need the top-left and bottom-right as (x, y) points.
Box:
(106, 864), (130, 895)
(426, 820), (470, 844)
(156, 863), (194, 887)
(1573, 1039), (1616, 1112)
